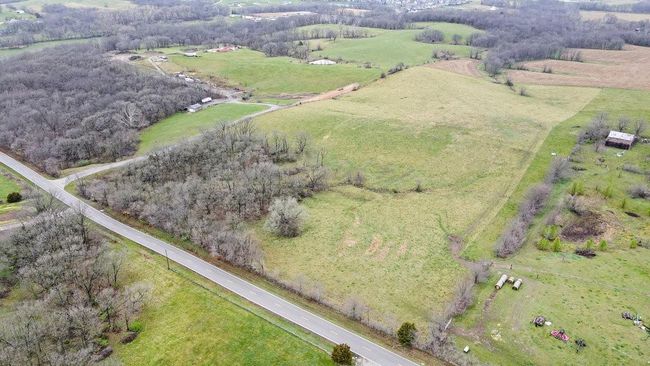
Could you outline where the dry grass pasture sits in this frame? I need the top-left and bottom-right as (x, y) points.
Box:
(508, 46), (650, 90)
(252, 67), (599, 329)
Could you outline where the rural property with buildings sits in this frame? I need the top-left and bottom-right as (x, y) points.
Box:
(0, 0), (649, 365)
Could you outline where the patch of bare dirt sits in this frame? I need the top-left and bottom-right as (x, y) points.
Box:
(508, 45), (650, 90)
(560, 212), (607, 242)
(428, 59), (482, 78)
(365, 235), (382, 255)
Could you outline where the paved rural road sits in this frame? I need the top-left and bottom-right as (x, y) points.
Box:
(0, 152), (418, 366)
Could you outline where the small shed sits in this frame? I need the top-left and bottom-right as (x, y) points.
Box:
(309, 59), (337, 65)
(201, 97), (213, 104)
(187, 103), (202, 113)
(605, 131), (635, 150)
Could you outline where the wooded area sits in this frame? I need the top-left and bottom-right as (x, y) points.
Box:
(0, 45), (207, 174)
(81, 122), (328, 270)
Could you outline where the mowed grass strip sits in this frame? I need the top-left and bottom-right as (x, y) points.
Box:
(137, 103), (267, 155)
(112, 240), (334, 366)
(160, 48), (380, 97)
(252, 67), (598, 328)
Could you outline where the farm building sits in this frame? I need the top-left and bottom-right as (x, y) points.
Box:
(183, 52), (198, 57)
(605, 131), (635, 149)
(187, 104), (202, 113)
(201, 97), (213, 104)
(309, 59), (337, 65)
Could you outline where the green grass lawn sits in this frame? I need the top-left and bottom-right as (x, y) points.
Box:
(111, 238), (334, 365)
(0, 167), (21, 200)
(137, 103), (268, 155)
(453, 88), (650, 365)
(157, 48), (380, 99)
(309, 25), (475, 69)
(0, 164), (24, 223)
(251, 67), (599, 330)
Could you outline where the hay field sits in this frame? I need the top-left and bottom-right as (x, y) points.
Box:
(252, 67), (599, 328)
(157, 48), (380, 100)
(508, 45), (650, 91)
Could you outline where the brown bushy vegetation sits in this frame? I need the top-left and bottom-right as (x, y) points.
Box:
(495, 183), (551, 257)
(83, 122), (327, 270)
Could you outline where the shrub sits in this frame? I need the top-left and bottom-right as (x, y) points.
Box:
(331, 343), (353, 365)
(415, 29), (444, 43)
(96, 337), (109, 348)
(537, 238), (550, 251)
(387, 62), (406, 75)
(599, 239), (608, 251)
(585, 239), (594, 250)
(552, 238), (562, 252)
(519, 87), (528, 96)
(578, 114), (610, 144)
(568, 181), (584, 196)
(547, 157), (572, 184)
(128, 320), (143, 333)
(622, 164), (643, 174)
(621, 198), (628, 209)
(542, 225), (558, 240)
(628, 184), (650, 199)
(630, 239), (638, 249)
(264, 197), (307, 237)
(603, 185), (614, 199)
(6, 192), (22, 203)
(397, 322), (417, 347)
(348, 171), (366, 188)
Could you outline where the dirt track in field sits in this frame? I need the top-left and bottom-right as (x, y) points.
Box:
(508, 45), (650, 90)
(428, 59), (482, 78)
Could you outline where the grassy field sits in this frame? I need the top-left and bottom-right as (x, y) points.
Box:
(0, 38), (96, 58)
(111, 238), (334, 366)
(310, 26), (474, 69)
(0, 164), (25, 226)
(137, 103), (268, 155)
(454, 88), (650, 365)
(155, 48), (380, 100)
(251, 67), (599, 329)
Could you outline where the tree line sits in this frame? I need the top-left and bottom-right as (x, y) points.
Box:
(80, 121), (329, 271)
(0, 203), (150, 365)
(0, 44), (210, 175)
